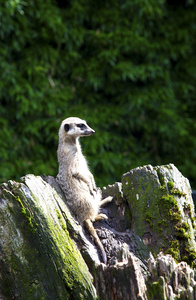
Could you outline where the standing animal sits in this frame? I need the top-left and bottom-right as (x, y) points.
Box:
(56, 117), (112, 264)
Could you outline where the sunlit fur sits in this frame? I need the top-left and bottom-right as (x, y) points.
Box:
(56, 117), (102, 222)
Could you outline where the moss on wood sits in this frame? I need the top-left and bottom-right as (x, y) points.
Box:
(122, 164), (196, 267)
(0, 177), (96, 299)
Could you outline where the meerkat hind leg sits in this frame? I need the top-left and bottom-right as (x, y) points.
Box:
(84, 219), (107, 264)
(94, 213), (108, 222)
(95, 196), (113, 221)
(99, 196), (113, 207)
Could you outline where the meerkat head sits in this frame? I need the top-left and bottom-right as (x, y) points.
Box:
(59, 117), (95, 141)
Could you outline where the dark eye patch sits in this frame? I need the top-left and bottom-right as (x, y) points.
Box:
(77, 123), (86, 129)
(64, 124), (70, 132)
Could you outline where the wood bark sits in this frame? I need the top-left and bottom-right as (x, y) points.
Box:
(0, 164), (196, 299)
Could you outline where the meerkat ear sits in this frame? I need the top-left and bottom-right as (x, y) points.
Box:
(64, 124), (70, 132)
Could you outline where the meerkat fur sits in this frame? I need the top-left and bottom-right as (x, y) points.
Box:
(56, 117), (112, 264)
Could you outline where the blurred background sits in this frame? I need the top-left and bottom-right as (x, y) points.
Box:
(0, 0), (196, 189)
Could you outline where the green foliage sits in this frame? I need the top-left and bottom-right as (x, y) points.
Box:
(0, 0), (196, 187)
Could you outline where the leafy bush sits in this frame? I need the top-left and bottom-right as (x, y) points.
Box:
(0, 0), (196, 188)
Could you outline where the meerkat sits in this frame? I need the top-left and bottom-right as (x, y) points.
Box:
(56, 117), (112, 264)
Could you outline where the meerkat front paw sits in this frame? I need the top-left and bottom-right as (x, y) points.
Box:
(99, 196), (113, 207)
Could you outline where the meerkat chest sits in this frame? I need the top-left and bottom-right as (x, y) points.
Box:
(61, 142), (91, 177)
(73, 152), (89, 173)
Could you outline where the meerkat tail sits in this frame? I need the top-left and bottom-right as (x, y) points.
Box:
(84, 219), (107, 264)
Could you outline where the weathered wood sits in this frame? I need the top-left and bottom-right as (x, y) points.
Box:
(0, 175), (96, 299)
(147, 252), (196, 299)
(0, 164), (196, 299)
(121, 164), (196, 264)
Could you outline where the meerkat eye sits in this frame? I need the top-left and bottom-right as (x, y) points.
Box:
(64, 124), (70, 132)
(77, 123), (86, 130)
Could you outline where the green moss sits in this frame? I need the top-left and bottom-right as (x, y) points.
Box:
(159, 193), (183, 225)
(15, 196), (38, 233)
(167, 181), (174, 190)
(156, 218), (169, 234)
(157, 219), (167, 226)
(190, 212), (196, 230)
(166, 240), (180, 261)
(157, 169), (166, 187)
(148, 282), (160, 295)
(147, 277), (166, 300)
(172, 189), (186, 197)
(157, 170), (167, 194)
(159, 184), (167, 193)
(187, 204), (191, 210)
(169, 209), (182, 222)
(57, 210), (62, 219)
(182, 222), (190, 231)
(61, 224), (67, 231)
(188, 251), (196, 261)
(157, 187), (196, 267)
(183, 203), (196, 229)
(191, 217), (196, 229)
(174, 227), (185, 238)
(174, 223), (190, 239)
(157, 188), (195, 265)
(182, 255), (188, 263)
(146, 211), (154, 228)
(56, 209), (67, 232)
(182, 250), (196, 268)
(160, 194), (178, 209)
(167, 181), (186, 197)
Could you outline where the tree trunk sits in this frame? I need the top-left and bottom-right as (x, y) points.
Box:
(0, 164), (196, 299)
